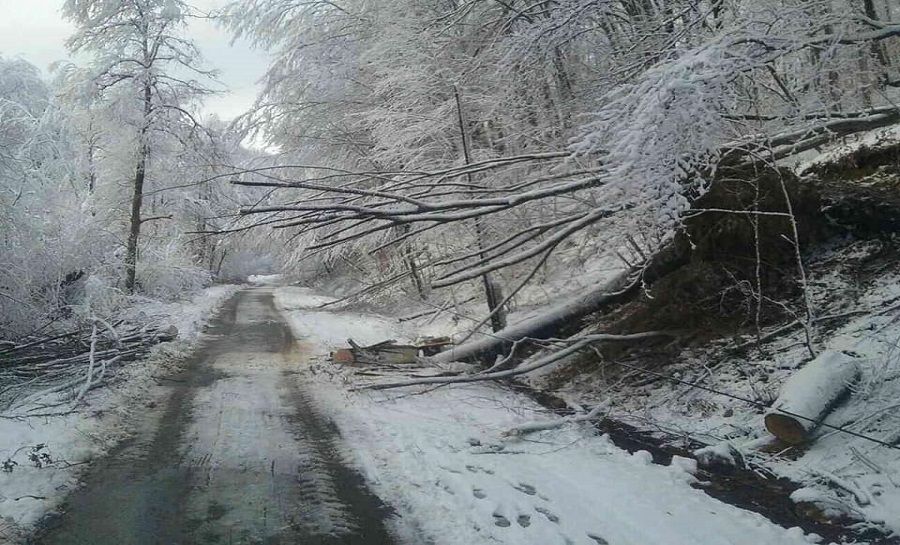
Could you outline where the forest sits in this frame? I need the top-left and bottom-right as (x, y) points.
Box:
(3, 0), (900, 544)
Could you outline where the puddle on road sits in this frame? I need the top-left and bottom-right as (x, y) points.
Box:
(31, 288), (397, 545)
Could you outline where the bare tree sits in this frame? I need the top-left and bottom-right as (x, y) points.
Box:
(63, 0), (217, 292)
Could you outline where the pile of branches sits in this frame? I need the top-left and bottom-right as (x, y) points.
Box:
(0, 323), (177, 414)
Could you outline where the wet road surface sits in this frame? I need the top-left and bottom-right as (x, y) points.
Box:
(33, 288), (396, 545)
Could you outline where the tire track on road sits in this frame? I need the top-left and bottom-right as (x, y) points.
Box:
(31, 288), (398, 545)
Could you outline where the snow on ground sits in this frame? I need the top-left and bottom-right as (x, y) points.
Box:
(0, 284), (239, 540)
(311, 382), (824, 545)
(275, 286), (413, 351)
(276, 287), (823, 545)
(546, 260), (900, 537)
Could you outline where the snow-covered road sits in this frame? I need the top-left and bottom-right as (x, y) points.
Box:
(33, 288), (395, 544)
(29, 286), (826, 545)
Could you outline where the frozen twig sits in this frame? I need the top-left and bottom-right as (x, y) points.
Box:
(73, 324), (98, 406)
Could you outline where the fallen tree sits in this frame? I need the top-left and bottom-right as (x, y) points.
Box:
(219, 10), (900, 393)
(360, 331), (676, 390)
(432, 269), (639, 364)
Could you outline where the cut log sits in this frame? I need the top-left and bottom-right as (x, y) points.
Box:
(764, 350), (860, 445)
(336, 339), (418, 365)
(365, 344), (418, 364)
(416, 336), (452, 356)
(332, 349), (356, 364)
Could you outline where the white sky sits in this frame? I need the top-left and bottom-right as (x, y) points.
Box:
(0, 0), (270, 120)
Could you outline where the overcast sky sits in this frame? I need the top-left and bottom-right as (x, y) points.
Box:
(0, 0), (270, 120)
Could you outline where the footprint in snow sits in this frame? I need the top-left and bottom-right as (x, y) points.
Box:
(492, 512), (531, 529)
(514, 483), (536, 496)
(438, 482), (455, 495)
(472, 488), (487, 499)
(535, 506), (559, 523)
(466, 464), (495, 475)
(587, 533), (609, 544)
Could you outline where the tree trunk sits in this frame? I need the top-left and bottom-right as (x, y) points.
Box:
(399, 224), (427, 300)
(87, 139), (96, 194)
(433, 268), (637, 364)
(124, 83), (152, 293)
(863, 0), (890, 69)
(485, 277), (507, 332)
(454, 86), (506, 332)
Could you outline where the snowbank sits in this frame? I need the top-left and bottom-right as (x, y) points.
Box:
(558, 262), (900, 536)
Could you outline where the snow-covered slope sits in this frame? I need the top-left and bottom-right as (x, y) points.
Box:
(539, 236), (900, 539)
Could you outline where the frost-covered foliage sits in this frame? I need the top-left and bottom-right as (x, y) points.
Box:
(0, 55), (108, 337)
(222, 0), (900, 309)
(571, 43), (738, 241)
(0, 12), (270, 338)
(569, 1), (900, 237)
(6, 0), (895, 333)
(61, 0), (231, 294)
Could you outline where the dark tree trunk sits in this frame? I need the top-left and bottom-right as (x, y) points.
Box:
(454, 86), (507, 332)
(87, 141), (96, 193)
(124, 82), (152, 293)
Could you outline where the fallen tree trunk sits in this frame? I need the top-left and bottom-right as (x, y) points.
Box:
(361, 331), (675, 390)
(434, 236), (694, 366)
(764, 350), (861, 445)
(433, 269), (640, 364)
